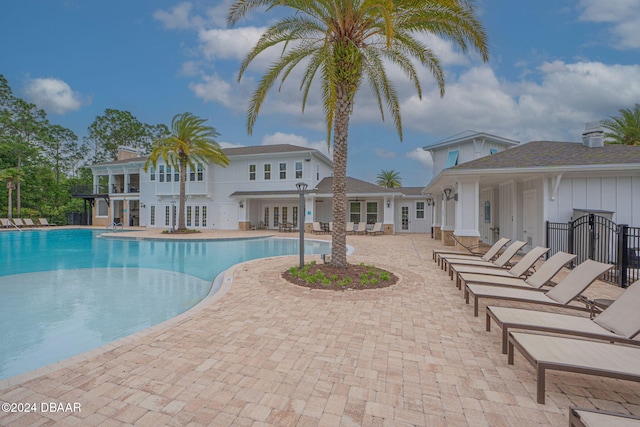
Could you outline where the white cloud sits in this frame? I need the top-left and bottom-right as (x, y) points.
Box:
(262, 132), (331, 154)
(219, 141), (245, 149)
(578, 0), (640, 49)
(406, 148), (433, 168)
(374, 148), (396, 159)
(24, 77), (86, 114)
(198, 27), (266, 61)
(153, 2), (201, 30)
(188, 73), (244, 110)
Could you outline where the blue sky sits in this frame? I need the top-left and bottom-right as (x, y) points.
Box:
(2, 1), (639, 186)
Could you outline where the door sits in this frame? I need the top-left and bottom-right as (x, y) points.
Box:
(219, 203), (238, 230)
(523, 189), (537, 249)
(400, 204), (410, 232)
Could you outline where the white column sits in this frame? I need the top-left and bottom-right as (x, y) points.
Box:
(432, 196), (442, 229)
(454, 179), (480, 237)
(304, 195), (314, 225)
(441, 193), (455, 232)
(383, 196), (394, 225)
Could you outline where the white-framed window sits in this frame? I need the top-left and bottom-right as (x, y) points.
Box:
(165, 206), (170, 226)
(174, 167), (179, 182)
(197, 165), (203, 181)
(202, 206), (207, 227)
(293, 206), (298, 226)
(166, 165), (172, 182)
(264, 207), (269, 225)
(189, 167), (195, 181)
(194, 206), (200, 227)
(187, 206), (192, 227)
(295, 162), (303, 179)
(159, 165), (165, 182)
(150, 206), (156, 225)
(150, 166), (155, 181)
(316, 164), (320, 180)
(349, 201), (361, 223)
(264, 164), (271, 180)
(97, 199), (108, 217)
(249, 164), (256, 181)
(416, 202), (425, 219)
(366, 201), (377, 224)
(273, 207), (280, 226)
(279, 163), (286, 179)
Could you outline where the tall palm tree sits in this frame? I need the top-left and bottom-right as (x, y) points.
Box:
(376, 169), (402, 188)
(144, 113), (229, 231)
(602, 104), (640, 146)
(228, 0), (488, 267)
(0, 167), (24, 220)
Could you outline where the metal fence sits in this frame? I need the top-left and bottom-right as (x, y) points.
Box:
(546, 214), (640, 287)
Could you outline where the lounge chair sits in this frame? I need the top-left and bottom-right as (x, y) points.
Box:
(38, 218), (55, 226)
(23, 218), (36, 227)
(435, 237), (510, 268)
(1, 218), (10, 228)
(487, 279), (640, 353)
(453, 246), (550, 289)
(431, 234), (491, 261)
(355, 222), (367, 235)
(311, 222), (325, 234)
(328, 222), (333, 232)
(465, 259), (612, 316)
(366, 222), (383, 236)
(12, 218), (25, 227)
(444, 240), (527, 277)
(569, 407), (640, 427)
(508, 332), (640, 404)
(346, 222), (355, 235)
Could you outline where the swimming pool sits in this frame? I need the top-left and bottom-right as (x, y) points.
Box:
(0, 229), (330, 380)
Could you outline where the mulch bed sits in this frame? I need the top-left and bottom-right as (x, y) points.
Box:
(282, 262), (399, 290)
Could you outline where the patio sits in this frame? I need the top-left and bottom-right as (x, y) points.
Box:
(0, 231), (637, 426)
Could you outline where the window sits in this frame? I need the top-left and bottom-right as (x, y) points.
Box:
(366, 202), (378, 224)
(273, 207), (280, 227)
(484, 201), (491, 223)
(189, 167), (195, 181)
(172, 205), (177, 226)
(166, 165), (172, 182)
(150, 206), (155, 225)
(444, 150), (459, 168)
(316, 164), (320, 180)
(349, 201), (361, 223)
(187, 206), (192, 227)
(197, 165), (203, 181)
(159, 165), (165, 182)
(165, 206), (170, 226)
(490, 148), (498, 155)
(293, 206), (298, 226)
(249, 164), (256, 181)
(264, 164), (271, 180)
(174, 168), (179, 182)
(279, 163), (286, 179)
(202, 206), (207, 227)
(264, 207), (269, 226)
(97, 200), (108, 217)
(416, 202), (425, 219)
(282, 207), (288, 223)
(195, 206), (200, 227)
(295, 162), (302, 179)
(150, 166), (155, 181)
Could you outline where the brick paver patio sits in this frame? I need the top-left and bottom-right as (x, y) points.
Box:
(1, 230), (637, 426)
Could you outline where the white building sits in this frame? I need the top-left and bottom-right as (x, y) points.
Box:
(85, 144), (432, 234)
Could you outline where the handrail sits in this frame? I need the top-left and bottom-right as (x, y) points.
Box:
(106, 221), (124, 232)
(9, 220), (22, 232)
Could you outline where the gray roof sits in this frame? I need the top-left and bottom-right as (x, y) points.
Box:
(424, 131), (519, 151)
(223, 144), (323, 156)
(92, 156), (148, 166)
(450, 141), (640, 171)
(315, 177), (395, 194)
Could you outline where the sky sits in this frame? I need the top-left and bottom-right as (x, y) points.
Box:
(1, 0), (639, 186)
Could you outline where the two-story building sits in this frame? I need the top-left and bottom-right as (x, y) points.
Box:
(85, 144), (434, 234)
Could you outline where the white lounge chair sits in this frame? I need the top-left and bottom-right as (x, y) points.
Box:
(452, 246), (550, 289)
(328, 221), (333, 232)
(345, 222), (355, 235)
(23, 218), (36, 227)
(435, 237), (510, 267)
(12, 218), (25, 227)
(487, 279), (640, 353)
(311, 222), (325, 234)
(465, 259), (613, 316)
(355, 222), (367, 234)
(508, 332), (640, 404)
(366, 222), (383, 236)
(38, 218), (56, 226)
(445, 240), (527, 278)
(569, 407), (640, 427)
(1, 218), (11, 228)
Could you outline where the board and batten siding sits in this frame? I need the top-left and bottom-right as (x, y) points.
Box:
(547, 175), (640, 227)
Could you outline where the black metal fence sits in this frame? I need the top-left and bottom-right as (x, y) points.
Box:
(546, 213), (640, 287)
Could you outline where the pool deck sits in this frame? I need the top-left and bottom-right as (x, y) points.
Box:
(1, 229), (638, 426)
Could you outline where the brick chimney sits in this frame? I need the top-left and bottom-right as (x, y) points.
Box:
(117, 146), (140, 160)
(582, 121), (604, 148)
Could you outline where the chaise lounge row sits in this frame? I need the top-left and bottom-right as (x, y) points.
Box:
(433, 237), (640, 412)
(1, 218), (55, 228)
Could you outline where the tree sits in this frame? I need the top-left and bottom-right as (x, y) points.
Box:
(0, 167), (24, 220)
(229, 0), (488, 267)
(602, 104), (640, 146)
(144, 113), (229, 231)
(376, 169), (402, 188)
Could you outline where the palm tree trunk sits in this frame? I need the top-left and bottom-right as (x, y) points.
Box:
(178, 160), (187, 230)
(330, 89), (353, 268)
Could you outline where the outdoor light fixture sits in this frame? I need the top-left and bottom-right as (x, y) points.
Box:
(239, 201), (244, 208)
(443, 188), (458, 201)
(140, 203), (146, 208)
(386, 199), (391, 208)
(296, 182), (308, 268)
(426, 197), (433, 206)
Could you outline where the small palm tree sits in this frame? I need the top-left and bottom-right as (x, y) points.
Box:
(229, 0), (488, 267)
(144, 113), (229, 231)
(602, 104), (640, 146)
(0, 167), (24, 220)
(376, 169), (402, 188)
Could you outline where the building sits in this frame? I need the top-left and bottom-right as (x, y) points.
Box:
(84, 144), (432, 234)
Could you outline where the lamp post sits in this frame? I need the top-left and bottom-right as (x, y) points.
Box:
(296, 182), (308, 269)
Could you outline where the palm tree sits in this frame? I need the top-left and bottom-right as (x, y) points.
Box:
(228, 0), (488, 267)
(376, 169), (402, 188)
(0, 167), (24, 220)
(602, 104), (640, 146)
(144, 113), (229, 231)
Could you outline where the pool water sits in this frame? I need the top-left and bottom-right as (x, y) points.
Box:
(0, 229), (329, 380)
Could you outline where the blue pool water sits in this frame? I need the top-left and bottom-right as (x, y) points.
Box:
(0, 229), (329, 380)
